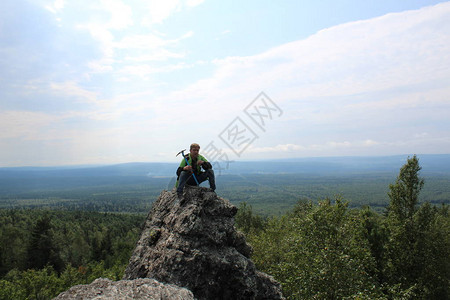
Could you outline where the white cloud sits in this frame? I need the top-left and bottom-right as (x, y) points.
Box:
(99, 0), (133, 29)
(246, 140), (374, 156)
(144, 0), (182, 24)
(165, 2), (450, 141)
(185, 0), (204, 7)
(78, 22), (115, 60)
(115, 31), (191, 63)
(71, 2), (196, 77)
(87, 60), (114, 73)
(45, 0), (65, 14)
(49, 81), (99, 104)
(364, 140), (379, 147)
(141, 0), (203, 25)
(243, 135), (449, 159)
(247, 144), (306, 153)
(118, 61), (191, 78)
(199, 2), (450, 104)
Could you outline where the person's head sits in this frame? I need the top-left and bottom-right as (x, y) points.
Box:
(190, 143), (200, 158)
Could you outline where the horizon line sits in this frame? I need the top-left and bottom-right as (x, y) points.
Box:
(1, 153), (449, 169)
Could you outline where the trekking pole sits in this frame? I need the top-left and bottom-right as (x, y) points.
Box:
(176, 149), (200, 186)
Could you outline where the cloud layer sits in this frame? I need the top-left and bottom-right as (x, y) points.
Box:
(0, 1), (449, 165)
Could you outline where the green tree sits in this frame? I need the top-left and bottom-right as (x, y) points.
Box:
(384, 155), (449, 299)
(235, 202), (266, 234)
(387, 155), (424, 221)
(251, 198), (381, 299)
(26, 215), (63, 272)
(0, 224), (27, 276)
(359, 206), (388, 285)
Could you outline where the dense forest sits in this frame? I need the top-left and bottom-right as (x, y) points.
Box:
(0, 155), (449, 299)
(0, 210), (144, 299)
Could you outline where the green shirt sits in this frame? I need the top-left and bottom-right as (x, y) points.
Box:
(179, 154), (209, 175)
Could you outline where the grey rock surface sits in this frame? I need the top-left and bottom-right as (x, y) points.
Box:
(123, 186), (284, 300)
(53, 278), (194, 299)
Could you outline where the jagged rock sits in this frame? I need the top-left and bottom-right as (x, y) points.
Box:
(123, 186), (284, 300)
(55, 187), (284, 299)
(53, 278), (194, 299)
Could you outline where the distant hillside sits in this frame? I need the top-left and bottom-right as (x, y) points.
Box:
(1, 154), (449, 213)
(1, 154), (449, 179)
(221, 154), (450, 175)
(0, 162), (178, 178)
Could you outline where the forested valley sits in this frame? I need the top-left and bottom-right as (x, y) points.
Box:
(0, 155), (449, 299)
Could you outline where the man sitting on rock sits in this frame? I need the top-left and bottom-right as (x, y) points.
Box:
(176, 143), (216, 198)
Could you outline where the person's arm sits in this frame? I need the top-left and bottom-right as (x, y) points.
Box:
(177, 165), (193, 176)
(176, 157), (189, 176)
(176, 166), (183, 177)
(201, 161), (212, 170)
(198, 155), (212, 170)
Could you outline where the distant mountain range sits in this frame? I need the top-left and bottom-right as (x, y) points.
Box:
(1, 154), (449, 178)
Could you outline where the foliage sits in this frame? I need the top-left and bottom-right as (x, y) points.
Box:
(247, 198), (382, 299)
(383, 156), (450, 299)
(26, 215), (63, 272)
(234, 202), (266, 234)
(0, 209), (143, 299)
(237, 155), (449, 299)
(0, 262), (126, 300)
(387, 155), (424, 221)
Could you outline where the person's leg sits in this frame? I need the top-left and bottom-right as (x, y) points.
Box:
(197, 169), (216, 191)
(207, 169), (216, 190)
(176, 171), (192, 194)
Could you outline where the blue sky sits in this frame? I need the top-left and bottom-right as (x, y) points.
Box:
(1, 0), (449, 166)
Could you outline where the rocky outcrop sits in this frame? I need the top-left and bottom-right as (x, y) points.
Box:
(123, 186), (284, 300)
(54, 278), (194, 299)
(55, 186), (284, 299)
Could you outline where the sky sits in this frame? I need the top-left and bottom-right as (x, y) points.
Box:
(1, 0), (450, 167)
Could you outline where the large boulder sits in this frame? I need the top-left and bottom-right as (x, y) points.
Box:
(123, 186), (284, 300)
